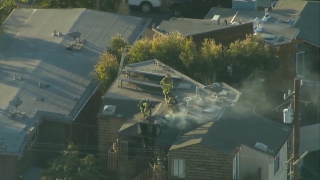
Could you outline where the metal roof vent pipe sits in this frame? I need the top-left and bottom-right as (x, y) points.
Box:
(262, 8), (270, 21)
(52, 30), (58, 36)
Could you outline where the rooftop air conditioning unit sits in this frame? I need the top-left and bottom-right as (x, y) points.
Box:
(211, 15), (220, 25)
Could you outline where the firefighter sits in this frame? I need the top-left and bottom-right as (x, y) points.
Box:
(144, 99), (154, 117)
(138, 99), (146, 117)
(168, 94), (178, 111)
(112, 139), (119, 152)
(160, 74), (173, 98)
(138, 99), (154, 118)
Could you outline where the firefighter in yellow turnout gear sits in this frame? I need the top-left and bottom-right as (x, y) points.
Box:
(138, 99), (153, 118)
(160, 74), (173, 101)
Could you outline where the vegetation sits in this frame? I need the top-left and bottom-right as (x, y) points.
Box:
(92, 52), (119, 91)
(42, 142), (105, 180)
(93, 32), (279, 89)
(33, 0), (96, 9)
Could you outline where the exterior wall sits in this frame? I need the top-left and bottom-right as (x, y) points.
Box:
(35, 121), (68, 168)
(98, 117), (124, 167)
(267, 42), (295, 91)
(270, 141), (288, 180)
(118, 159), (136, 180)
(295, 39), (320, 82)
(71, 91), (102, 153)
(239, 145), (270, 180)
(0, 155), (17, 180)
(239, 142), (288, 180)
(168, 144), (232, 180)
(17, 128), (38, 177)
(191, 23), (254, 47)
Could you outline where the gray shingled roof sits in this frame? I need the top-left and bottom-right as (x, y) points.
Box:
(171, 107), (292, 157)
(293, 1), (320, 46)
(0, 8), (150, 155)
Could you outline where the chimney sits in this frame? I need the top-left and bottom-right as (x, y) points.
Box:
(52, 30), (58, 36)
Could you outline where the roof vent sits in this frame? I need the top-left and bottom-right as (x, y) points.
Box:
(263, 34), (276, 40)
(102, 105), (116, 115)
(211, 15), (220, 25)
(52, 30), (58, 36)
(262, 8), (270, 21)
(254, 142), (268, 152)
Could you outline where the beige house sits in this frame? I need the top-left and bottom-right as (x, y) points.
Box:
(240, 137), (290, 180)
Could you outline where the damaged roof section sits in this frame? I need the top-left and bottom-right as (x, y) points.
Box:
(99, 59), (241, 147)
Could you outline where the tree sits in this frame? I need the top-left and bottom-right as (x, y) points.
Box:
(226, 34), (279, 83)
(127, 32), (198, 73)
(107, 34), (129, 63)
(92, 52), (119, 91)
(42, 142), (105, 180)
(127, 37), (153, 63)
(195, 39), (225, 84)
(150, 31), (196, 72)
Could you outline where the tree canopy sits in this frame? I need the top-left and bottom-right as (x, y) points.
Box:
(92, 52), (119, 91)
(42, 142), (105, 180)
(93, 33), (279, 90)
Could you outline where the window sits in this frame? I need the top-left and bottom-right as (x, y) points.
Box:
(233, 152), (240, 180)
(171, 159), (185, 178)
(296, 51), (305, 76)
(274, 154), (280, 174)
(28, 129), (38, 149)
(65, 124), (72, 141)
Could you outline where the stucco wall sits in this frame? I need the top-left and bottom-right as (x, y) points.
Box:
(270, 140), (288, 180)
(239, 145), (270, 180)
(239, 141), (288, 180)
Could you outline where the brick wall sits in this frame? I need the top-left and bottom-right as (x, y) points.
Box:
(168, 144), (232, 180)
(98, 117), (124, 167)
(191, 23), (254, 47)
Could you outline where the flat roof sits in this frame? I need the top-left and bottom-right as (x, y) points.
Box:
(0, 8), (150, 155)
(153, 18), (243, 37)
(205, 7), (302, 45)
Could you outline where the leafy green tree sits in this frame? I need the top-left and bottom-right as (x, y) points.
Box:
(196, 39), (225, 84)
(92, 52), (119, 91)
(150, 31), (196, 72)
(226, 34), (279, 83)
(107, 34), (129, 63)
(42, 142), (105, 180)
(127, 37), (153, 63)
